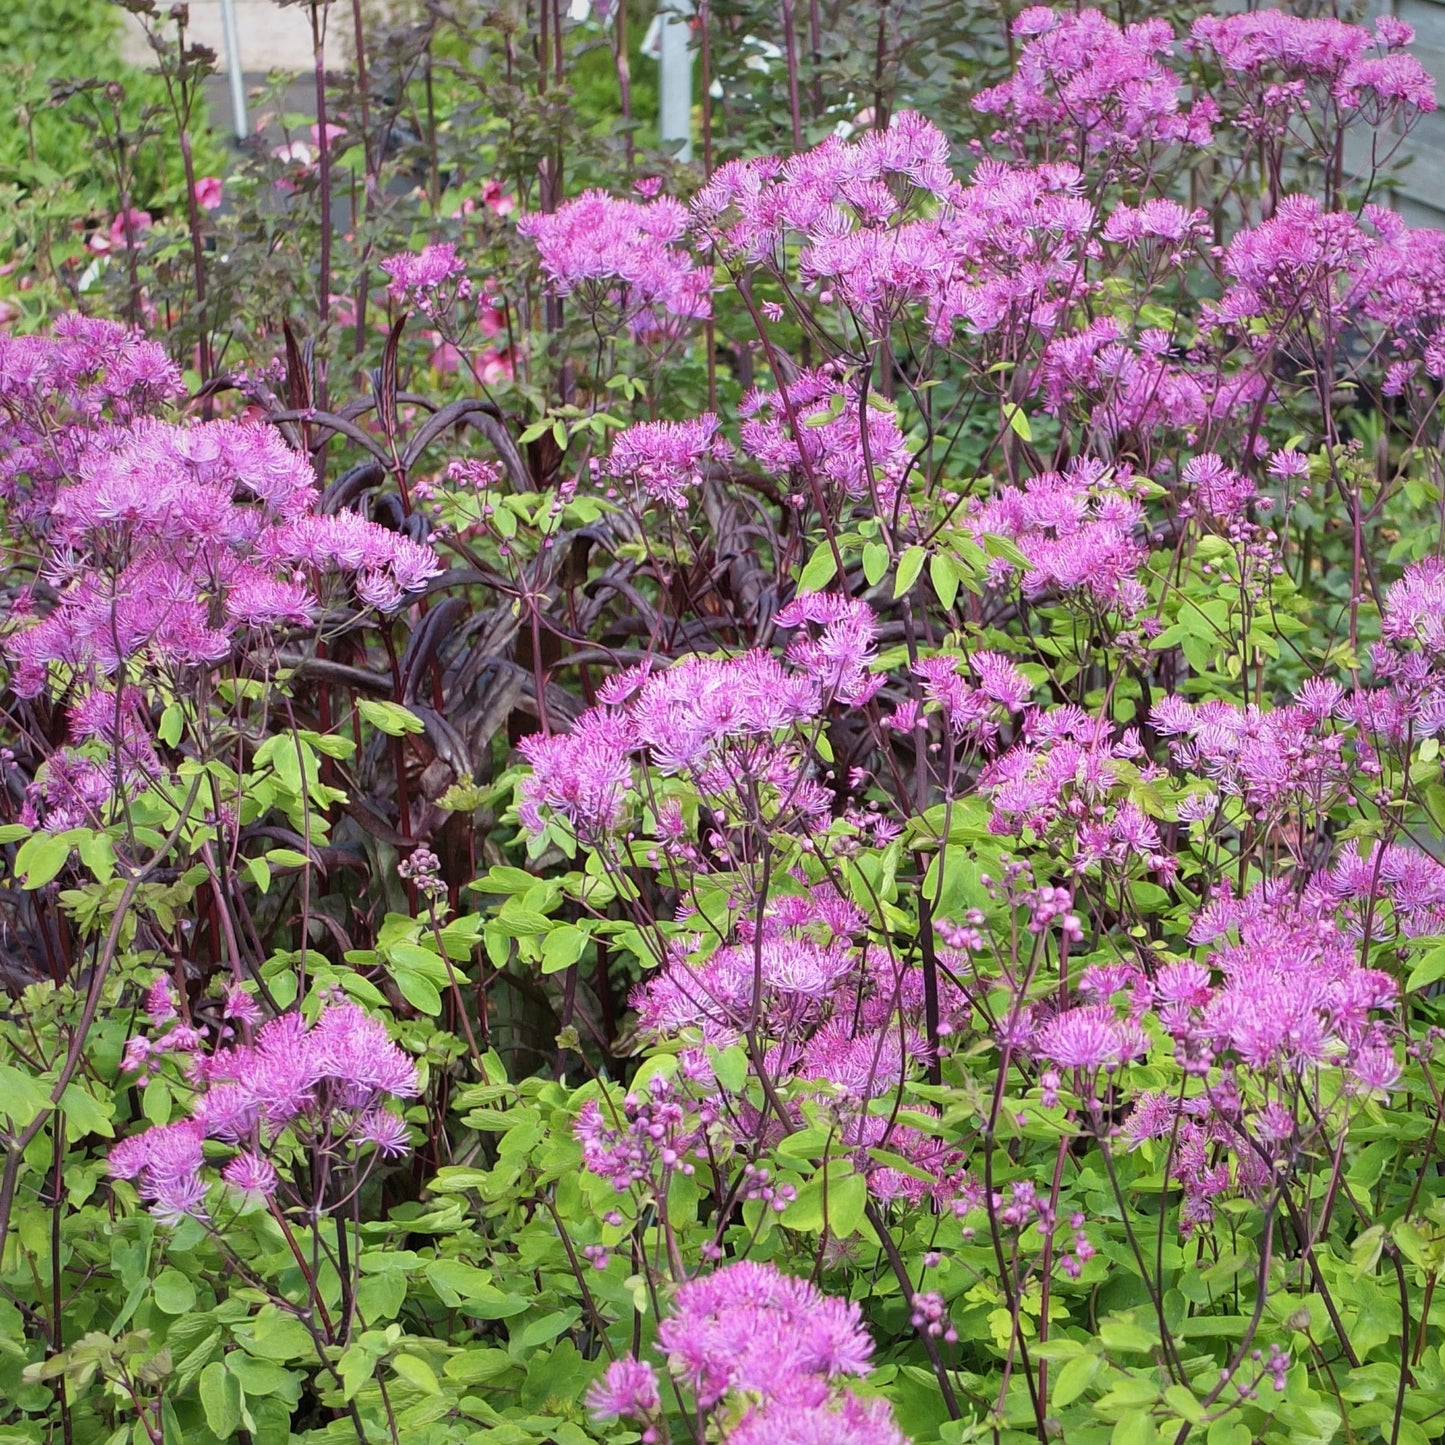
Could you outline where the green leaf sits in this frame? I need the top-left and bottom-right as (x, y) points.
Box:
(1052, 1352), (1101, 1408)
(15, 830), (73, 889)
(158, 703), (184, 747)
(357, 699), (425, 736)
(494, 906), (556, 937)
(425, 1260), (529, 1317)
(224, 1354), (297, 1400)
(443, 1348), (515, 1386)
(1099, 1317), (1160, 1353)
(356, 1271), (407, 1323)
(428, 1167), (493, 1194)
(468, 866), (537, 895)
(1350, 1224), (1385, 1273)
(199, 1361), (241, 1439)
(540, 924), (589, 975)
(1394, 1219), (1430, 1270)
(862, 541), (889, 587)
(393, 969), (442, 1014)
(781, 1178), (827, 1232)
(707, 1044), (749, 1094)
(797, 543), (838, 594)
(151, 1269), (195, 1315)
(388, 942), (452, 979)
(1004, 403), (1033, 441)
(981, 532), (1032, 569)
(60, 1080), (114, 1139)
(1163, 1385), (1205, 1423)
(0, 1065), (51, 1130)
(1407, 944), (1445, 992)
(390, 1353), (441, 1395)
(76, 832), (115, 883)
(514, 1308), (581, 1350)
(1205, 1421), (1252, 1445)
(828, 1171), (868, 1237)
(426, 1259), (493, 1303)
(930, 552), (959, 609)
(338, 1343), (378, 1403)
(1111, 1412), (1159, 1445)
(237, 1310), (316, 1362)
(894, 545), (926, 599)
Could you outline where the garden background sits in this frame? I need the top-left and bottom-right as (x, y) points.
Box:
(5, 5), (1445, 1445)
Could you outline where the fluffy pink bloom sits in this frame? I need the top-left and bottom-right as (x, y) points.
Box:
(967, 458), (1149, 613)
(586, 1358), (661, 1420)
(740, 370), (911, 512)
(657, 1261), (876, 1408)
(974, 10), (1214, 155)
(1034, 1004), (1147, 1070)
(108, 1119), (207, 1221)
(776, 593), (883, 705)
(380, 244), (470, 310)
(605, 414), (730, 508)
(1191, 10), (1435, 119)
(222, 1151), (279, 1200)
(519, 189), (712, 334)
(357, 1109), (410, 1157)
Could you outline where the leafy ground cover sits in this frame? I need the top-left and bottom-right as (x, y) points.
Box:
(4, 5), (1445, 1445)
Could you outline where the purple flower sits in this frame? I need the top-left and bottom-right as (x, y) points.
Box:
(111, 1001), (419, 1222)
(606, 414), (730, 508)
(586, 1357), (660, 1420)
(777, 593), (883, 706)
(108, 1119), (207, 1221)
(380, 244), (470, 310)
(973, 10), (1211, 155)
(726, 1394), (909, 1445)
(658, 1261), (877, 1406)
(1034, 1004), (1147, 1071)
(518, 189), (712, 335)
(222, 1151), (279, 1201)
(357, 1109), (411, 1157)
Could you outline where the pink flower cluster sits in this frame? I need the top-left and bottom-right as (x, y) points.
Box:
(518, 189), (712, 336)
(974, 9), (1218, 158)
(380, 242), (471, 314)
(588, 1261), (906, 1445)
(603, 413), (731, 509)
(739, 370), (912, 512)
(110, 1000), (419, 1221)
(966, 458), (1151, 614)
(5, 412), (438, 697)
(615, 884), (971, 1208)
(1190, 11), (1435, 121)
(0, 315), (183, 522)
(22, 686), (161, 832)
(0, 321), (443, 825)
(517, 637), (854, 839)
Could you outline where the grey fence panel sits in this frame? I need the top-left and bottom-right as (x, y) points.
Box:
(1374, 0), (1445, 221)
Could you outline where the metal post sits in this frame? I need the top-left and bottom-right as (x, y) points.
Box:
(657, 1), (694, 162)
(218, 0), (249, 141)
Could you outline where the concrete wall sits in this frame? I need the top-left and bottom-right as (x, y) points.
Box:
(118, 0), (317, 74)
(1377, 0), (1445, 227)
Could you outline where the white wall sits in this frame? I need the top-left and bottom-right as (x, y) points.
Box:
(118, 0), (317, 74)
